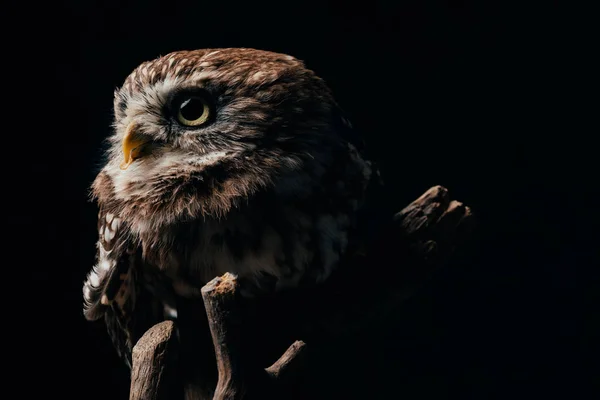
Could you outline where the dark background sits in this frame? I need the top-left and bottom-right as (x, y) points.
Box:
(7, 0), (597, 398)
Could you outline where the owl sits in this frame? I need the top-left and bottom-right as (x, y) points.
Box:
(82, 48), (381, 368)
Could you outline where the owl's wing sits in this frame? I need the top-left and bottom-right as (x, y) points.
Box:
(82, 208), (166, 367)
(82, 209), (131, 321)
(333, 107), (388, 242)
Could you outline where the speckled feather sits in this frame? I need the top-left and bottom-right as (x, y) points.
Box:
(82, 48), (381, 366)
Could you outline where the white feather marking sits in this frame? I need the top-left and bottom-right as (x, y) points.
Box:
(106, 213), (114, 224)
(195, 151), (228, 166)
(105, 227), (116, 242)
(248, 71), (267, 84)
(109, 149), (233, 200)
(99, 246), (112, 257)
(204, 50), (221, 58)
(100, 259), (112, 271)
(163, 304), (178, 319)
(189, 70), (220, 82)
(89, 271), (100, 287)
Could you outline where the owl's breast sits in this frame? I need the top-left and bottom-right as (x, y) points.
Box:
(135, 140), (374, 297)
(138, 200), (357, 298)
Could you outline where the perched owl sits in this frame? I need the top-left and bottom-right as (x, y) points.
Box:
(83, 48), (381, 368)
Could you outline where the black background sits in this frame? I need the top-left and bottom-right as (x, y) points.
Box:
(7, 1), (597, 398)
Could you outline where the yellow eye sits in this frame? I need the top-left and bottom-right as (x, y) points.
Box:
(176, 96), (211, 126)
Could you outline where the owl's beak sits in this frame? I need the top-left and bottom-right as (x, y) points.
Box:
(120, 123), (152, 170)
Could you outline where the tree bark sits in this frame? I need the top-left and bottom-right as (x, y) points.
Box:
(130, 320), (179, 400)
(201, 274), (244, 400)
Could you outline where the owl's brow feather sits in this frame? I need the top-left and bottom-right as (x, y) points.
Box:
(116, 48), (305, 110)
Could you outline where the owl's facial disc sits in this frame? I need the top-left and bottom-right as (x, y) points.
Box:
(119, 92), (216, 170)
(120, 122), (152, 170)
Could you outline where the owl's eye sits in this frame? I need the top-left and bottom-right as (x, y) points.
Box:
(176, 96), (211, 127)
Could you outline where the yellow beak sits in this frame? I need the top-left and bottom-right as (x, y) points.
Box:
(120, 123), (152, 170)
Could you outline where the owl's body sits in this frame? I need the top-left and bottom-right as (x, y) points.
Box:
(83, 48), (380, 367)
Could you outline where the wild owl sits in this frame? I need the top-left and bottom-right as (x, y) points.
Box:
(83, 48), (381, 368)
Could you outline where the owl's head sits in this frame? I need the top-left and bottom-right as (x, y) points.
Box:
(93, 48), (356, 232)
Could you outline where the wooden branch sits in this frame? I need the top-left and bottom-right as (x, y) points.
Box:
(200, 274), (308, 400)
(130, 320), (179, 400)
(385, 185), (474, 300)
(392, 185), (473, 263)
(128, 185), (474, 400)
(265, 340), (307, 381)
(201, 273), (244, 400)
(373, 185), (474, 321)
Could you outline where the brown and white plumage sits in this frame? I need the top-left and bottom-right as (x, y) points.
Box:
(82, 48), (381, 366)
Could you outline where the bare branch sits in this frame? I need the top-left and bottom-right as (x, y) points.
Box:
(130, 320), (179, 400)
(201, 273), (245, 400)
(265, 340), (307, 381)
